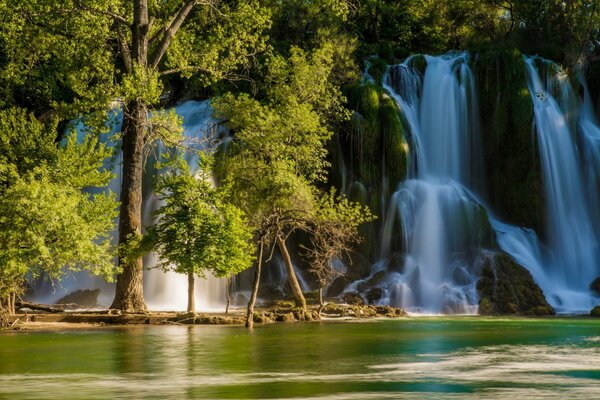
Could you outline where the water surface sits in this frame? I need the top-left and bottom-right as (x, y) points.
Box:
(1, 318), (599, 399)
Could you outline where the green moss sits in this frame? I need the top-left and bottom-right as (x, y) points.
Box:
(367, 58), (388, 86)
(409, 54), (427, 75)
(477, 253), (554, 316)
(472, 44), (544, 232)
(380, 96), (408, 189)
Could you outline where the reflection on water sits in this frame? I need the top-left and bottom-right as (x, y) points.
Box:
(1, 318), (599, 399)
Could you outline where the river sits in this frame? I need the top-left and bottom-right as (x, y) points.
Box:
(1, 318), (599, 399)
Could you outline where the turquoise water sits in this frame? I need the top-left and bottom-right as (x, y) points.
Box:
(1, 318), (600, 399)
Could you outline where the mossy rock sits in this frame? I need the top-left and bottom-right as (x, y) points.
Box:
(252, 312), (273, 324)
(477, 252), (555, 316)
(342, 291), (365, 306)
(590, 306), (600, 317)
(366, 288), (383, 304)
(367, 58), (388, 86)
(275, 312), (295, 322)
(327, 276), (351, 298)
(57, 289), (100, 306)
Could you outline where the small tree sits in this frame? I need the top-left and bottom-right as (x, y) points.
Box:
(0, 108), (118, 316)
(304, 190), (374, 316)
(146, 157), (254, 314)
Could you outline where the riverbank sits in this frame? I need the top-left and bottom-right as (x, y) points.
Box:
(2, 303), (408, 331)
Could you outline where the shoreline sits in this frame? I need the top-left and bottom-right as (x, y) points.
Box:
(3, 306), (597, 332)
(1, 303), (408, 331)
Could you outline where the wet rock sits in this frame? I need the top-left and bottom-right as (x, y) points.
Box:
(57, 289), (100, 307)
(590, 278), (600, 296)
(366, 288), (383, 304)
(276, 312), (295, 322)
(386, 253), (406, 273)
(326, 276), (351, 298)
(590, 306), (600, 317)
(373, 305), (407, 317)
(252, 312), (273, 324)
(366, 271), (386, 287)
(477, 253), (555, 316)
(342, 291), (365, 306)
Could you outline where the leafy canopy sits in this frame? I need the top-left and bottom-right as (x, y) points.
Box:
(147, 156), (254, 278)
(0, 108), (118, 290)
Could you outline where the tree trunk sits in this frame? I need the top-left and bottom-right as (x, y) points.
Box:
(111, 0), (150, 312)
(276, 235), (307, 310)
(187, 271), (195, 314)
(225, 276), (232, 314)
(318, 287), (324, 318)
(110, 100), (147, 313)
(246, 242), (264, 329)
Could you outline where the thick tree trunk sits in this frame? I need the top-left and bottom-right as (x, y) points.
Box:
(111, 100), (147, 313)
(187, 271), (195, 314)
(111, 0), (150, 312)
(246, 242), (264, 329)
(276, 235), (307, 310)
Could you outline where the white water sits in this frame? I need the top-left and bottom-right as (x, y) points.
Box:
(499, 57), (600, 313)
(33, 100), (228, 311)
(376, 53), (600, 314)
(375, 54), (485, 313)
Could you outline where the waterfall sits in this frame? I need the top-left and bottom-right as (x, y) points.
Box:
(511, 57), (600, 312)
(374, 53), (488, 313)
(33, 100), (228, 312)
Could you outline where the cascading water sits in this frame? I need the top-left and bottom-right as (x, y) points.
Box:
(370, 53), (490, 314)
(350, 52), (600, 314)
(505, 57), (600, 312)
(33, 100), (228, 311)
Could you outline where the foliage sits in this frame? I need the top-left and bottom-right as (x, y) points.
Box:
(147, 157), (254, 280)
(0, 108), (118, 310)
(213, 41), (351, 233)
(303, 189), (374, 290)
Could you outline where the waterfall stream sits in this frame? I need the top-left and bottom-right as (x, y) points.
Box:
(34, 100), (228, 311)
(373, 53), (600, 314)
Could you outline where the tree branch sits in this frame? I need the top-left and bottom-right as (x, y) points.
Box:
(150, 0), (200, 68)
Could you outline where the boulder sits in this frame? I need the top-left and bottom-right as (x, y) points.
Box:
(477, 253), (555, 316)
(591, 306), (600, 317)
(276, 312), (295, 322)
(342, 291), (365, 306)
(326, 276), (351, 298)
(366, 288), (383, 304)
(57, 289), (100, 307)
(590, 278), (600, 296)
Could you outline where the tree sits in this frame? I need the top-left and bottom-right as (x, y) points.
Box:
(146, 157), (254, 314)
(0, 108), (118, 316)
(0, 0), (271, 312)
(303, 190), (373, 315)
(214, 39), (357, 326)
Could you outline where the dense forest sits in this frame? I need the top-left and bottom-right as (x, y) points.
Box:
(1, 0), (600, 324)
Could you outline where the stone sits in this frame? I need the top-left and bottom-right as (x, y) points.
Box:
(57, 289), (100, 307)
(326, 276), (351, 298)
(342, 291), (365, 306)
(276, 312), (295, 322)
(477, 253), (555, 316)
(365, 288), (383, 304)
